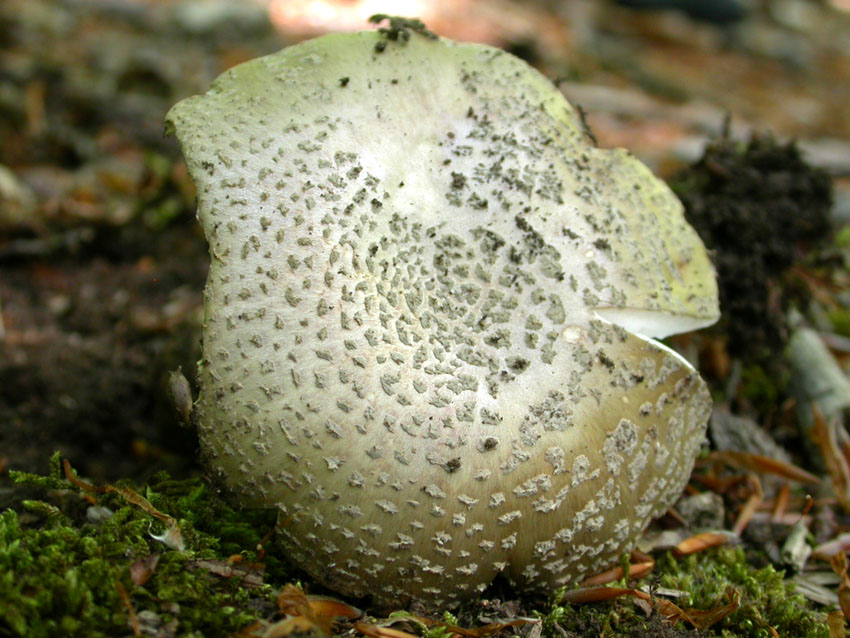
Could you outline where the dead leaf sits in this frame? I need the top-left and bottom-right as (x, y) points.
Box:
(116, 580), (140, 638)
(561, 586), (641, 604)
(435, 617), (538, 637)
(830, 553), (850, 620)
(840, 587), (850, 622)
(673, 531), (736, 556)
(275, 584), (312, 616)
(253, 584), (363, 637)
(562, 585), (739, 630)
(129, 554), (160, 586)
(191, 558), (265, 589)
(792, 572), (840, 605)
(690, 472), (748, 494)
(770, 483), (791, 520)
(828, 610), (846, 638)
(656, 588), (740, 630)
(355, 622), (419, 638)
(306, 597), (363, 621)
(264, 617), (317, 638)
(811, 405), (850, 512)
(580, 552), (655, 586)
(814, 532), (850, 559)
(709, 450), (820, 484)
(732, 475), (763, 536)
(355, 611), (538, 638)
(236, 620), (265, 637)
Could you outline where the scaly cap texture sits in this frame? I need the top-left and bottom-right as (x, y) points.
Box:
(166, 26), (719, 609)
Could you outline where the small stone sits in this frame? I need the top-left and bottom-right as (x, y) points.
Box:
(676, 491), (725, 530)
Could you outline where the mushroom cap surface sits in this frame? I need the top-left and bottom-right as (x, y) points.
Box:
(166, 28), (719, 609)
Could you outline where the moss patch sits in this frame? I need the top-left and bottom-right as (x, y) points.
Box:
(1, 453), (281, 637)
(655, 547), (826, 637)
(537, 546), (827, 638)
(1, 455), (831, 637)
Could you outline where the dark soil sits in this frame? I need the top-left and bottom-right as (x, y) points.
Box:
(0, 0), (286, 482)
(672, 134), (833, 363)
(0, 220), (207, 481)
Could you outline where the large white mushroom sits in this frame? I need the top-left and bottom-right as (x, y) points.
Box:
(166, 18), (719, 609)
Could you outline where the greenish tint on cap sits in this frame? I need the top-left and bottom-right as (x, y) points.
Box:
(167, 24), (719, 609)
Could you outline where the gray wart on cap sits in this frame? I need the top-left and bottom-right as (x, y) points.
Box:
(166, 20), (719, 610)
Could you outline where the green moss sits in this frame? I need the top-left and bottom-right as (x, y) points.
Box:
(737, 364), (785, 413)
(1, 508), (127, 637)
(2, 456), (829, 637)
(828, 308), (850, 338)
(8, 451), (67, 490)
(657, 546), (827, 637)
(541, 588), (654, 637)
(1, 455), (281, 637)
(539, 547), (827, 638)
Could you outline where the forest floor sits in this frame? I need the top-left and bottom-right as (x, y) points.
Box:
(2, 1), (850, 637)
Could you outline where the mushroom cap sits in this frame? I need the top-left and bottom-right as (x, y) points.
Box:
(166, 29), (719, 609)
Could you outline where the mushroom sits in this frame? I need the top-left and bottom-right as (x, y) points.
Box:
(166, 19), (719, 609)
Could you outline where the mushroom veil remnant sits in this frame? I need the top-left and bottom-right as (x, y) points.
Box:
(166, 19), (720, 609)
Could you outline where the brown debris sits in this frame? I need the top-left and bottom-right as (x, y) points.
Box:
(116, 579), (141, 638)
(673, 531), (736, 556)
(580, 551), (656, 586)
(238, 584), (361, 637)
(129, 554), (160, 586)
(732, 474), (764, 537)
(190, 559), (265, 589)
(708, 449), (821, 484)
(831, 553), (850, 620)
(63, 457), (185, 550)
(828, 610), (846, 638)
(354, 610), (538, 638)
(811, 405), (850, 511)
(562, 585), (740, 631)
